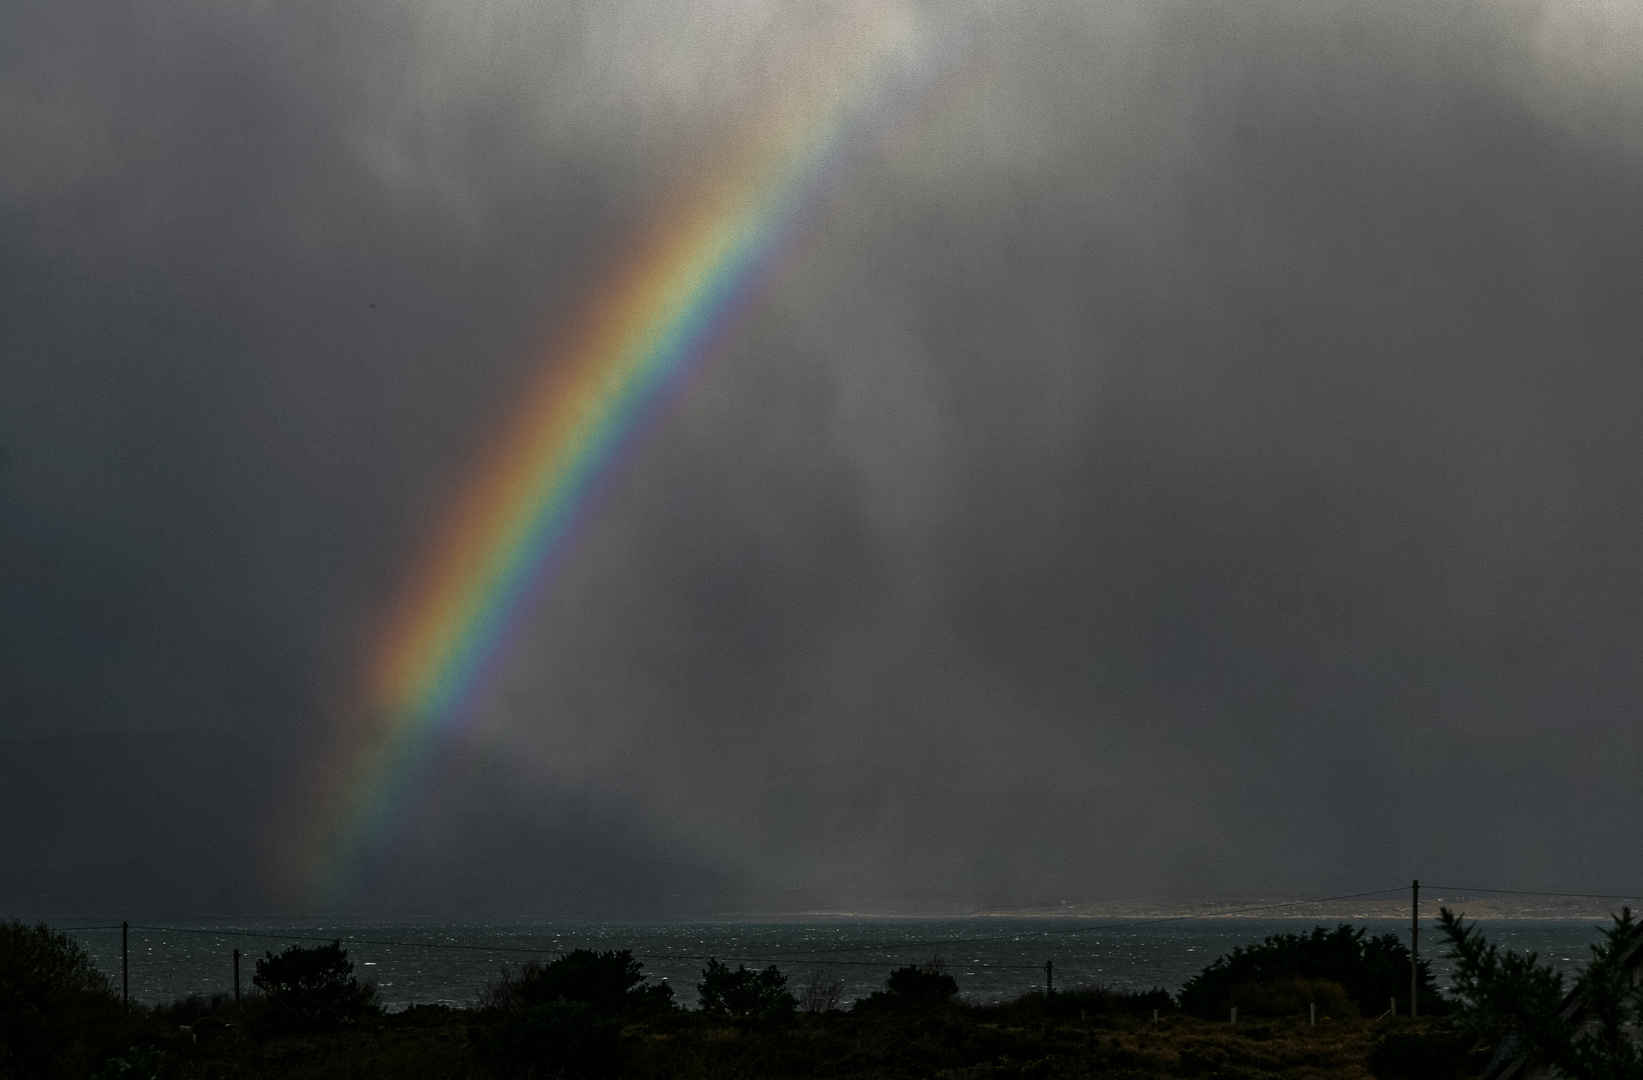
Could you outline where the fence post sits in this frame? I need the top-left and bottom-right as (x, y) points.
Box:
(1045, 960), (1053, 996)
(1230, 1006), (1237, 1024)
(122, 922), (128, 1006)
(1310, 1001), (1316, 1026)
(234, 948), (241, 1006)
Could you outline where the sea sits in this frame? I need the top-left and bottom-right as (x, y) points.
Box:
(58, 918), (1613, 1011)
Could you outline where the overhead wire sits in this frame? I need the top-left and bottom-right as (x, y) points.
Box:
(98, 886), (1411, 973)
(73, 883), (1643, 986)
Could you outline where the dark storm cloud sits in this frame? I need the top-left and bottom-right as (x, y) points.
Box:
(3, 0), (1641, 916)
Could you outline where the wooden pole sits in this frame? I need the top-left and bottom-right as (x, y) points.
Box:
(122, 921), (128, 1006)
(1411, 879), (1420, 1018)
(233, 948), (241, 1006)
(1310, 1001), (1316, 1026)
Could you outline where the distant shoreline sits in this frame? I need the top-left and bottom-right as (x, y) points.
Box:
(736, 898), (1633, 922)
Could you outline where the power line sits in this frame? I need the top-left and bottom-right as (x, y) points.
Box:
(102, 887), (1410, 974)
(117, 924), (1045, 971)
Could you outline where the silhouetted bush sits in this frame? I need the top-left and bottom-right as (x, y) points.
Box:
(472, 1000), (624, 1080)
(470, 950), (674, 1079)
(151, 991), (235, 1026)
(798, 969), (846, 1013)
(481, 950), (674, 1016)
(1368, 1027), (1487, 1080)
(1014, 985), (1179, 1021)
(853, 958), (961, 1013)
(391, 1002), (458, 1027)
(251, 939), (378, 1033)
(85, 1044), (163, 1080)
(1103, 986), (1179, 1014)
(697, 959), (797, 1020)
(1179, 924), (1445, 1018)
(0, 920), (133, 1080)
(1230, 976), (1357, 1019)
(887, 959), (960, 1002)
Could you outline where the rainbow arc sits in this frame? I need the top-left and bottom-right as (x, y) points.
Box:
(290, 4), (929, 900)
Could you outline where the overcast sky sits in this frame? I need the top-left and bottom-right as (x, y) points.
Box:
(4, 0), (1643, 917)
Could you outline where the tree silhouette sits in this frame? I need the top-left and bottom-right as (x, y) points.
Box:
(252, 940), (377, 1032)
(1440, 906), (1643, 1080)
(696, 959), (796, 1019)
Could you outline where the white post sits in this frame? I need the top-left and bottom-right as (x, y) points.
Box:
(1230, 1006), (1237, 1024)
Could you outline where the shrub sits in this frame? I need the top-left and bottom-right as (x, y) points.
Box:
(1021, 985), (1179, 1020)
(481, 950), (673, 1016)
(853, 958), (962, 1013)
(1099, 986), (1178, 1015)
(798, 970), (846, 1013)
(887, 959), (960, 1003)
(1368, 1028), (1487, 1080)
(1179, 924), (1444, 1018)
(471, 1000), (624, 1080)
(152, 991), (235, 1026)
(0, 920), (129, 1079)
(697, 959), (797, 1020)
(86, 1044), (164, 1080)
(1229, 977), (1357, 1019)
(252, 939), (377, 1033)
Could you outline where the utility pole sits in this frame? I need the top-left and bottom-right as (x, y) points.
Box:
(233, 948), (241, 1006)
(121, 922), (129, 1006)
(1045, 959), (1053, 996)
(1410, 879), (1419, 1019)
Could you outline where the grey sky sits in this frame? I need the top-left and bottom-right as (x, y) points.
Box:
(3, 0), (1642, 916)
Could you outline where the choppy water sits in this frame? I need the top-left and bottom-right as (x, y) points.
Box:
(59, 918), (1610, 1011)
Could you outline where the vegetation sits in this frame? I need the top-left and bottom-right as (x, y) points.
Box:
(0, 920), (146, 1080)
(109, 995), (1416, 1080)
(1179, 924), (1445, 1020)
(42, 915), (1643, 1079)
(997, 984), (1180, 1022)
(797, 969), (847, 1013)
(852, 959), (960, 1012)
(1439, 905), (1643, 1080)
(471, 950), (675, 1078)
(252, 940), (378, 1033)
(695, 957), (797, 1019)
(479, 950), (674, 1016)
(1366, 1026), (1487, 1080)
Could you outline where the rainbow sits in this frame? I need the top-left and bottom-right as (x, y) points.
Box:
(292, 4), (928, 900)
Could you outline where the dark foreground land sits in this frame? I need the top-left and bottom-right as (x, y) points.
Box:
(0, 918), (1500, 1080)
(143, 1004), (1450, 1080)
